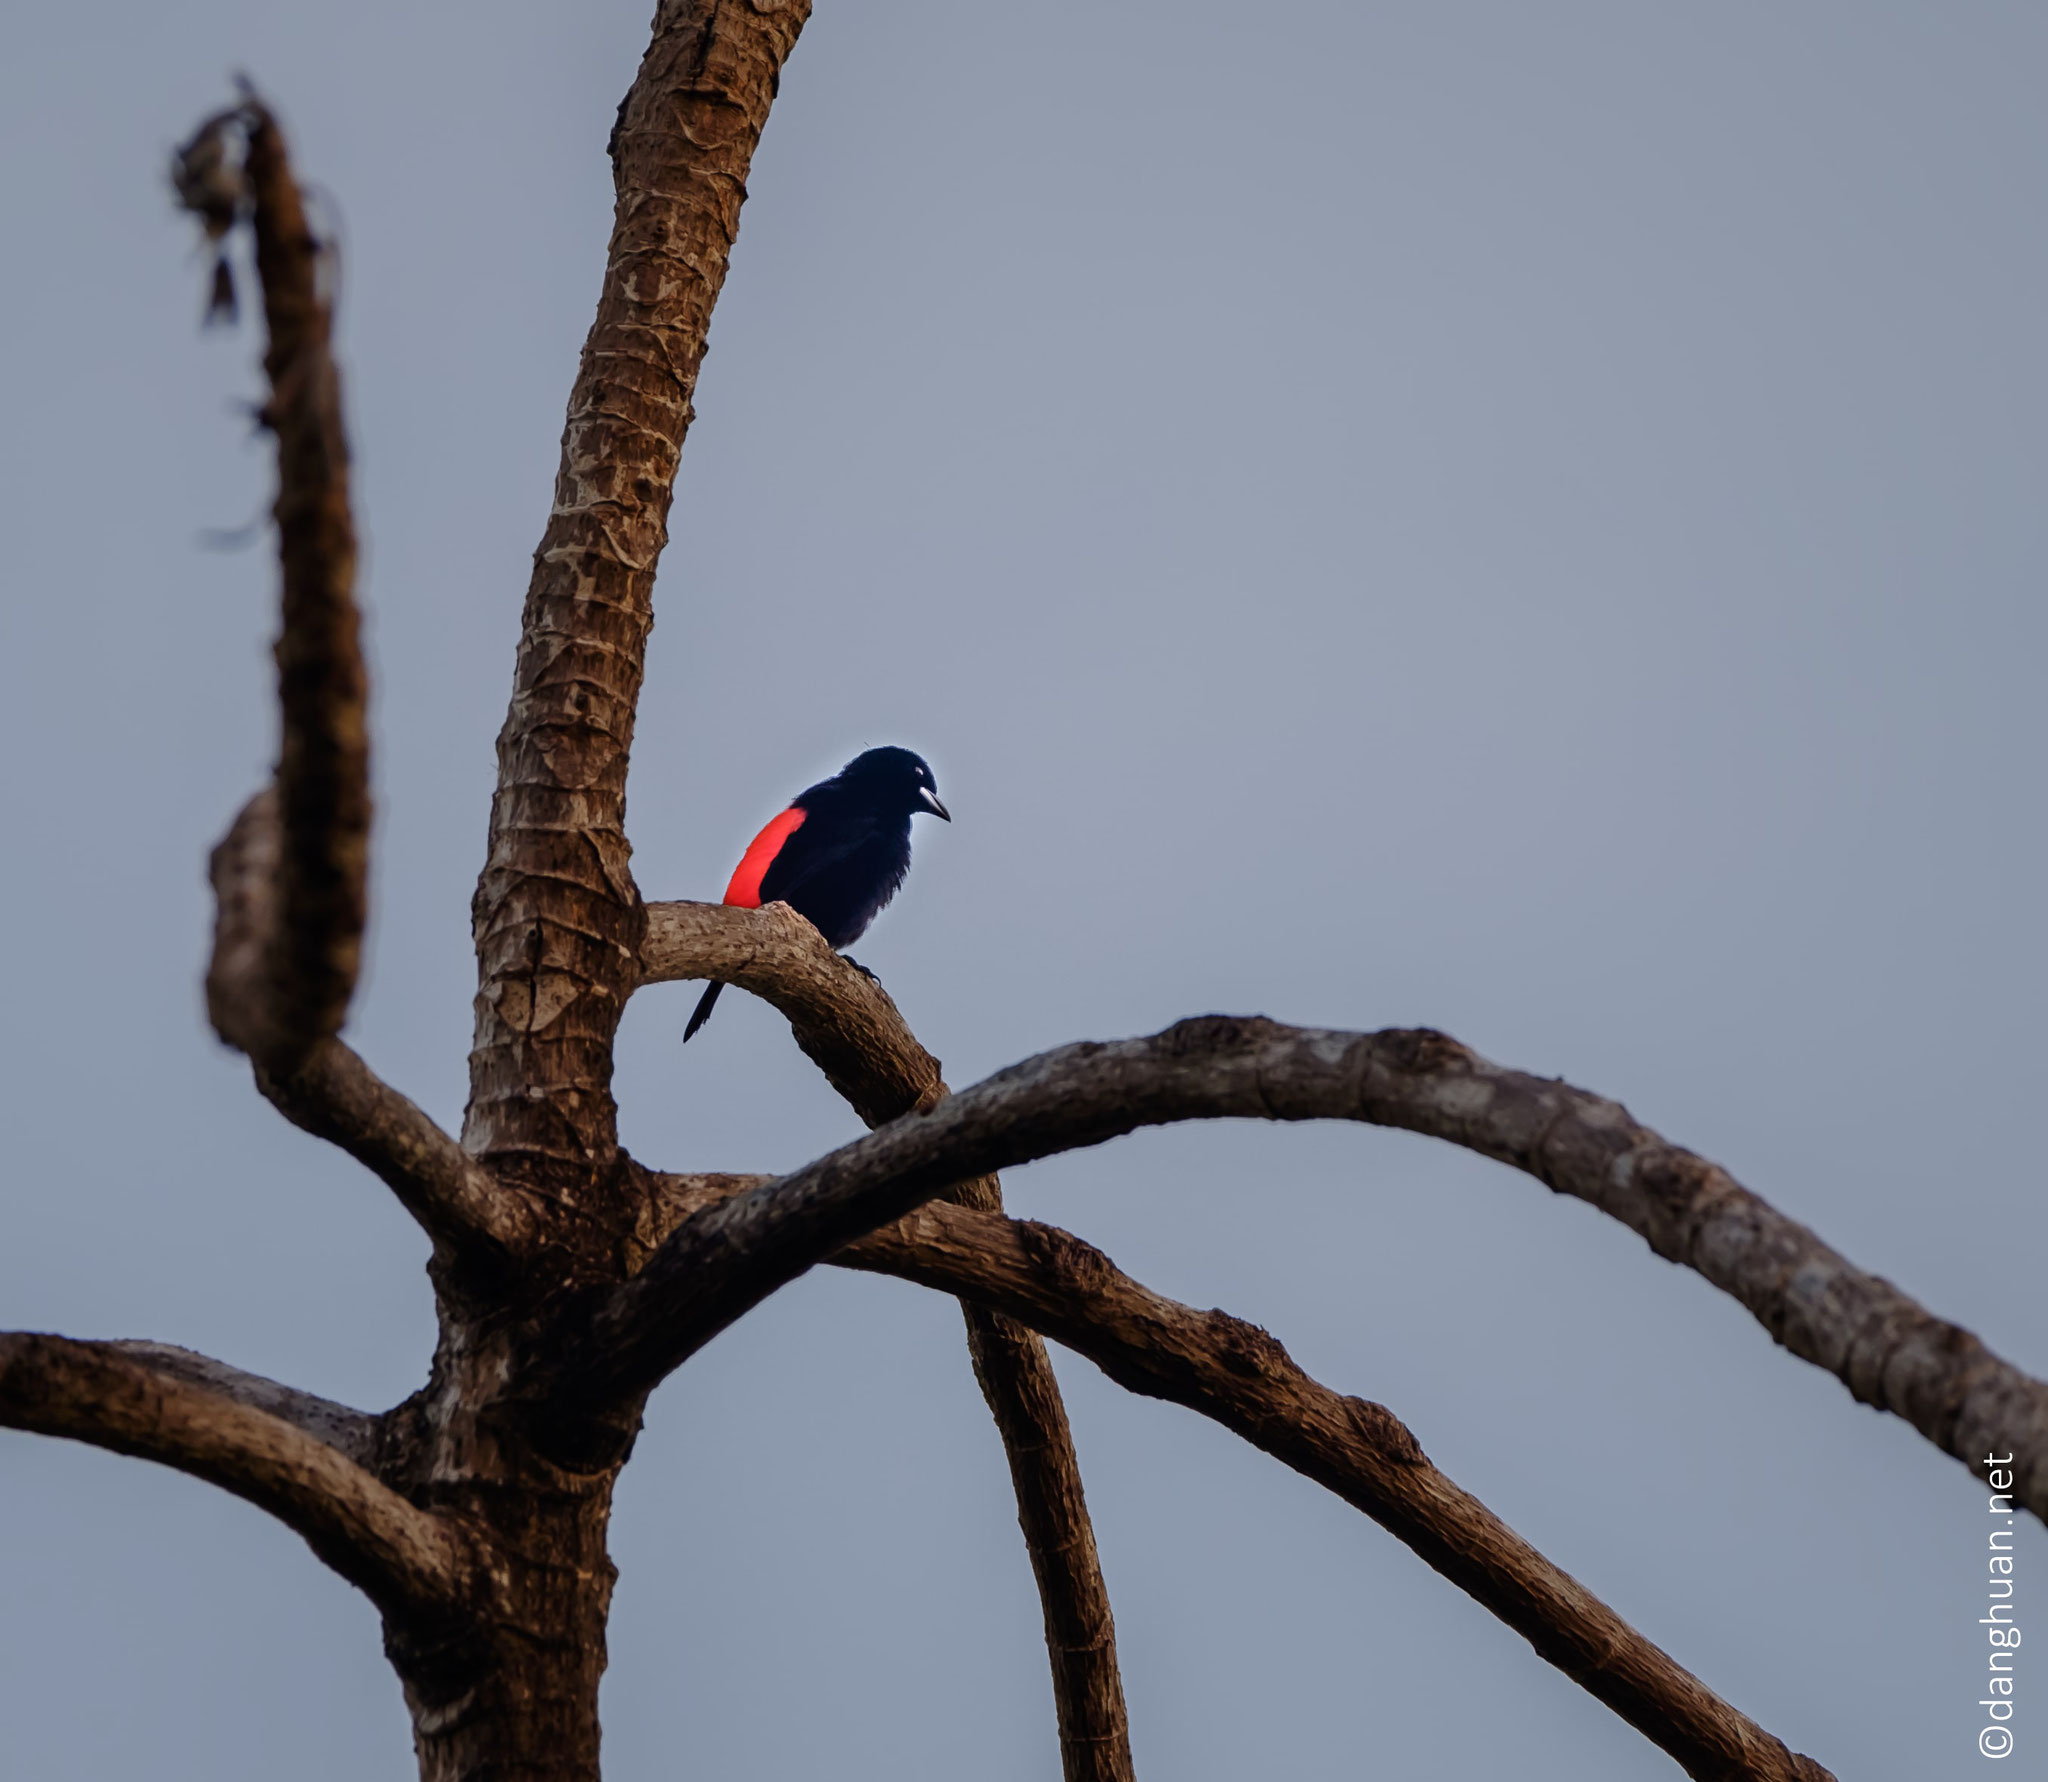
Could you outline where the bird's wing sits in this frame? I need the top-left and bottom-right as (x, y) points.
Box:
(722, 806), (809, 908)
(755, 813), (886, 907)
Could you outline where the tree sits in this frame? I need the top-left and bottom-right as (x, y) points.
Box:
(4, 7), (2043, 1779)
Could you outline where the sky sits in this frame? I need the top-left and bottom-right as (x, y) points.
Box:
(4, 3), (2046, 1778)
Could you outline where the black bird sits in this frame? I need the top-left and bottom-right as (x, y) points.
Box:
(683, 746), (950, 1041)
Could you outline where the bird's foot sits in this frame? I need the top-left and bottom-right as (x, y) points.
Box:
(840, 955), (879, 982)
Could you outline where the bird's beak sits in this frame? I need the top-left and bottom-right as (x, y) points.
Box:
(919, 787), (952, 821)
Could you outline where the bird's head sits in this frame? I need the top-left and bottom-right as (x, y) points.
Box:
(835, 746), (951, 821)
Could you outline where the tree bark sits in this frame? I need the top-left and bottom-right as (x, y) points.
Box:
(464, 0), (812, 1182)
(378, 1341), (632, 1782)
(948, 1184), (1132, 1782)
(413, 6), (817, 1776)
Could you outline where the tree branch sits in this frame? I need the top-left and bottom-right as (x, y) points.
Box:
(561, 1015), (2048, 1524)
(464, 0), (813, 1176)
(640, 901), (944, 1125)
(639, 904), (1131, 1781)
(0, 1334), (471, 1625)
(253, 1038), (535, 1262)
(101, 1340), (380, 1466)
(177, 101), (523, 1272)
(943, 1186), (1131, 1782)
(647, 1176), (1832, 1780)
(836, 1201), (1837, 1782)
(178, 98), (368, 1068)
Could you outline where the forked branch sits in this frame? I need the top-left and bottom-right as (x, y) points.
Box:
(844, 1202), (1837, 1782)
(0, 1334), (470, 1624)
(648, 1177), (1832, 1782)
(567, 1012), (2048, 1523)
(639, 903), (1132, 1782)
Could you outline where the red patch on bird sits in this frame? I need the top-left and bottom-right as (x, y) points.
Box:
(723, 806), (807, 908)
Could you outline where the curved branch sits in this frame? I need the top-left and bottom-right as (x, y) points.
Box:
(102, 1340), (380, 1466)
(640, 901), (944, 1125)
(205, 790), (526, 1261)
(836, 1201), (1837, 1782)
(179, 104), (515, 1263)
(640, 905), (1130, 1780)
(647, 1177), (1832, 1780)
(254, 1037), (534, 1262)
(464, 1), (813, 1175)
(561, 1015), (2048, 1525)
(179, 98), (368, 1066)
(0, 1334), (470, 1625)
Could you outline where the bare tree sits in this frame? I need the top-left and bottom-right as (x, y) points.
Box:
(4, 11), (2041, 1780)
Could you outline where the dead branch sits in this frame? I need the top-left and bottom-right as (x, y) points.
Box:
(950, 1283), (1129, 1781)
(0, 1334), (470, 1624)
(649, 1177), (1832, 1782)
(208, 798), (520, 1265)
(844, 1203), (1838, 1782)
(564, 1012), (2048, 1524)
(246, 101), (370, 1053)
(464, 0), (813, 1176)
(180, 99), (368, 1067)
(639, 904), (1131, 1782)
(640, 901), (945, 1124)
(207, 784), (521, 1265)
(103, 1340), (380, 1466)
(253, 1038), (535, 1262)
(179, 105), (508, 1262)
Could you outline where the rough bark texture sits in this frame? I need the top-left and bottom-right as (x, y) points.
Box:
(947, 1182), (1131, 1782)
(415, 8), (816, 1776)
(463, 0), (812, 1181)
(637, 900), (1134, 1781)
(104, 1339), (382, 1464)
(377, 1333), (638, 1782)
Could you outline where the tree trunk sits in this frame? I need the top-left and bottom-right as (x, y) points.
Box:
(382, 1302), (641, 1782)
(433, 6), (815, 1766)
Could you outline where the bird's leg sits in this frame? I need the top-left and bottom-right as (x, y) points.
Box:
(839, 955), (879, 982)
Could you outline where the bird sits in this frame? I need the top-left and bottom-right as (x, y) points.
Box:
(683, 746), (951, 1041)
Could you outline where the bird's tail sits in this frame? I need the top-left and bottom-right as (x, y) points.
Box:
(682, 980), (724, 1042)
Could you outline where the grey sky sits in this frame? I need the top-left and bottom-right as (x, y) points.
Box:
(4, 2), (2045, 1777)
